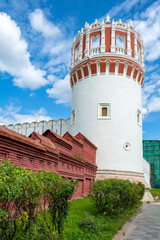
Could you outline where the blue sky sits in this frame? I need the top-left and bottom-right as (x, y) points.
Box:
(0, 0), (159, 140)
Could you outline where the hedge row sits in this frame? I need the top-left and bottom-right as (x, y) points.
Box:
(0, 160), (78, 240)
(91, 179), (145, 215)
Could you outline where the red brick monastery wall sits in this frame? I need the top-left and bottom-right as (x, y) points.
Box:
(0, 125), (97, 199)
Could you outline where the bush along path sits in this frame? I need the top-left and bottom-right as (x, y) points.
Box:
(63, 179), (144, 240)
(0, 160), (78, 240)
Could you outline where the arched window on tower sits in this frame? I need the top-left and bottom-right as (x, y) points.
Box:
(91, 35), (100, 55)
(116, 35), (126, 54)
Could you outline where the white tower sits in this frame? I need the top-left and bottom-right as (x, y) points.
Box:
(69, 17), (146, 184)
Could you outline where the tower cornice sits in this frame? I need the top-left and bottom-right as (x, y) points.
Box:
(70, 55), (144, 87)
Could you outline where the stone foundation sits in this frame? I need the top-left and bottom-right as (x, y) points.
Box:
(96, 169), (148, 186)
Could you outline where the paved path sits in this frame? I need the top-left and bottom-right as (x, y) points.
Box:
(122, 203), (160, 240)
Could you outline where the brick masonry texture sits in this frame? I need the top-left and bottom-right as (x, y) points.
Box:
(0, 125), (97, 199)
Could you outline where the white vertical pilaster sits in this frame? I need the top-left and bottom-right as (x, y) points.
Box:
(75, 71), (79, 83)
(88, 63), (91, 77)
(111, 20), (115, 53)
(81, 67), (84, 79)
(84, 23), (90, 57)
(97, 61), (100, 75)
(115, 61), (119, 75)
(127, 24), (131, 56)
(70, 38), (75, 68)
(100, 20), (105, 53)
(79, 28), (83, 60)
(141, 39), (145, 68)
(134, 29), (138, 60)
(123, 63), (128, 77)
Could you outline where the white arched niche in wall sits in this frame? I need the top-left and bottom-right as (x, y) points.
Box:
(91, 35), (100, 55)
(116, 35), (126, 54)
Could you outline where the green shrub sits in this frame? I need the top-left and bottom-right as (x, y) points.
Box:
(91, 179), (145, 215)
(38, 170), (78, 238)
(79, 213), (97, 233)
(0, 160), (42, 240)
(0, 160), (78, 240)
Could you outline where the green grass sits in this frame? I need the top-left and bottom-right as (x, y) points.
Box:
(63, 197), (142, 240)
(150, 188), (160, 197)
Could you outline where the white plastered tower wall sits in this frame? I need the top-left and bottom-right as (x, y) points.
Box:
(69, 16), (149, 186)
(71, 74), (143, 172)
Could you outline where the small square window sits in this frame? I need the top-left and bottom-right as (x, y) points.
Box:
(98, 103), (111, 119)
(71, 109), (76, 124)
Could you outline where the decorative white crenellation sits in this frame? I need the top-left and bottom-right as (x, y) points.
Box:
(119, 19), (122, 24)
(100, 19), (105, 53)
(6, 119), (71, 137)
(111, 19), (116, 53)
(134, 28), (138, 60)
(129, 20), (132, 27)
(72, 18), (144, 69)
(127, 23), (132, 56)
(84, 22), (90, 57)
(106, 14), (110, 23)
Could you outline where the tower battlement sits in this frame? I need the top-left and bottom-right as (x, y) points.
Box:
(70, 15), (145, 88)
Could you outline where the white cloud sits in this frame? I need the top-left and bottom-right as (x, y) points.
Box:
(29, 9), (73, 79)
(29, 92), (35, 97)
(0, 104), (51, 125)
(29, 9), (73, 104)
(136, 1), (160, 117)
(102, 0), (140, 19)
(0, 12), (48, 89)
(13, 66), (47, 89)
(142, 71), (160, 117)
(29, 9), (61, 38)
(47, 74), (58, 83)
(143, 83), (156, 95)
(148, 97), (160, 112)
(132, 1), (160, 61)
(145, 64), (159, 73)
(46, 74), (71, 104)
(142, 107), (148, 115)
